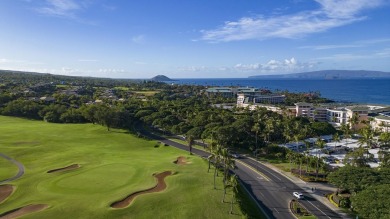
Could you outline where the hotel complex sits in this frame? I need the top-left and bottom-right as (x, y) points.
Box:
(224, 88), (390, 132)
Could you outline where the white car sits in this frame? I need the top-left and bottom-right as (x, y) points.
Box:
(231, 153), (240, 159)
(293, 192), (303, 199)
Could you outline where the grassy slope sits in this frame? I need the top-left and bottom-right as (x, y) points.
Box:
(0, 158), (18, 181)
(0, 116), (256, 219)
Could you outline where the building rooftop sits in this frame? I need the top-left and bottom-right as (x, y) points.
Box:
(295, 102), (313, 106)
(346, 106), (370, 111)
(205, 88), (232, 92)
(375, 115), (390, 121)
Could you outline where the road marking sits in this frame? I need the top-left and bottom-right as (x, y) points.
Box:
(259, 192), (265, 197)
(248, 160), (282, 181)
(306, 199), (332, 219)
(235, 160), (270, 181)
(273, 208), (280, 213)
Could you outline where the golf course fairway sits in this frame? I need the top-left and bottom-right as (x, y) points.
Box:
(0, 116), (261, 218)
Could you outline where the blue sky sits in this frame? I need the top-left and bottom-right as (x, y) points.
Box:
(0, 0), (389, 78)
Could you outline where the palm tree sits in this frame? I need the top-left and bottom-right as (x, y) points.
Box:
(378, 132), (390, 167)
(298, 154), (304, 178)
(222, 179), (230, 203)
(251, 122), (261, 157)
(213, 145), (222, 189)
(283, 121), (293, 144)
(229, 174), (238, 214)
(207, 142), (216, 173)
(340, 123), (351, 146)
(315, 139), (326, 181)
(333, 132), (340, 147)
(264, 117), (275, 142)
(187, 135), (194, 155)
(379, 132), (390, 148)
(304, 141), (311, 174)
(286, 150), (295, 172)
(349, 112), (360, 134)
(221, 148), (235, 186)
(358, 126), (374, 149)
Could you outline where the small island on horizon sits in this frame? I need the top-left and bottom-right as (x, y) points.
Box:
(150, 75), (176, 81)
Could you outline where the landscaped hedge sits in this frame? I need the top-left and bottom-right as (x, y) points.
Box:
(331, 193), (351, 208)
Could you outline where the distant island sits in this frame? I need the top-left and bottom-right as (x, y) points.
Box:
(150, 75), (175, 81)
(249, 70), (390, 79)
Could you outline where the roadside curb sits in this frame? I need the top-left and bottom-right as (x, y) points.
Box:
(238, 180), (272, 219)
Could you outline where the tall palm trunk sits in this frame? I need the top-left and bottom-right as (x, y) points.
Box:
(230, 192), (235, 214)
(222, 186), (227, 203)
(214, 165), (217, 189)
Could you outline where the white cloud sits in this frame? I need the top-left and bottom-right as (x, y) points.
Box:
(315, 48), (390, 60)
(0, 58), (44, 65)
(316, 0), (383, 19)
(132, 35), (146, 44)
(299, 44), (362, 50)
(374, 48), (390, 57)
(37, 0), (82, 18)
(0, 58), (16, 63)
(177, 66), (208, 72)
(78, 59), (98, 62)
(176, 58), (317, 75)
(35, 0), (97, 24)
(234, 58), (317, 73)
(300, 38), (390, 50)
(201, 0), (386, 42)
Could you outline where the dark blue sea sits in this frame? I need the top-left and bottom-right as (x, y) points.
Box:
(173, 79), (390, 105)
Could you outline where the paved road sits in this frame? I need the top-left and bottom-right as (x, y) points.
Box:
(139, 129), (343, 219)
(241, 157), (343, 219)
(0, 153), (25, 184)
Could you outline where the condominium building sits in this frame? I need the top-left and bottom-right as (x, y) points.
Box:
(205, 87), (260, 98)
(295, 103), (370, 128)
(236, 94), (389, 132)
(370, 107), (390, 132)
(237, 93), (290, 114)
(345, 106), (369, 130)
(237, 93), (285, 105)
(327, 108), (348, 126)
(295, 102), (328, 122)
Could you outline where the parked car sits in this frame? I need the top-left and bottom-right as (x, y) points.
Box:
(293, 192), (303, 199)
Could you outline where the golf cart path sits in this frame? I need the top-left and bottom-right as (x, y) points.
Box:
(0, 153), (25, 184)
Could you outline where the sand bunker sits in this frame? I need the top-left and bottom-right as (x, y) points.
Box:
(0, 204), (48, 219)
(0, 185), (13, 204)
(110, 171), (172, 208)
(47, 164), (80, 173)
(173, 156), (187, 165)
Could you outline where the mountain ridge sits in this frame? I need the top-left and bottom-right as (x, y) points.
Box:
(249, 70), (390, 79)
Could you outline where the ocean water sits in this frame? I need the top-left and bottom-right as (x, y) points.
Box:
(173, 78), (390, 105)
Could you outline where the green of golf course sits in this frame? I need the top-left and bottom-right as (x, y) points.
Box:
(0, 116), (261, 218)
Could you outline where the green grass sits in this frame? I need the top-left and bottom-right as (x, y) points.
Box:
(299, 216), (317, 219)
(291, 200), (315, 219)
(0, 157), (18, 181)
(133, 90), (159, 96)
(114, 86), (130, 91)
(0, 116), (261, 219)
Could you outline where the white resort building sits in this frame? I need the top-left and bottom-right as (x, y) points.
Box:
(237, 93), (286, 105)
(236, 93), (390, 132)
